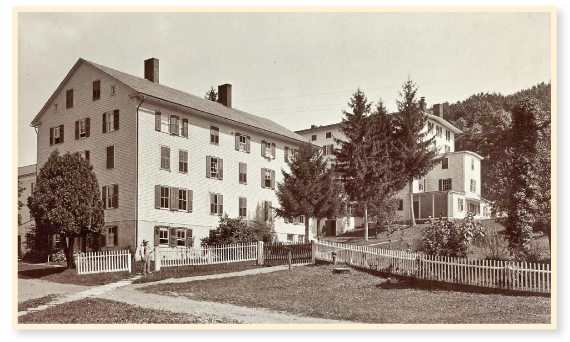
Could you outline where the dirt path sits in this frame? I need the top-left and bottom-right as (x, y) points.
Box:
(18, 279), (91, 302)
(96, 286), (356, 324)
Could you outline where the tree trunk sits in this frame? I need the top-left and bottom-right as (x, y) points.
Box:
(375, 219), (379, 239)
(305, 217), (310, 243)
(364, 203), (369, 241)
(409, 180), (416, 226)
(64, 236), (77, 269)
(316, 218), (321, 239)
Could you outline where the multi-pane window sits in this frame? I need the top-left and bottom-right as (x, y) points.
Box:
(428, 121), (434, 133)
(66, 89), (73, 109)
(239, 197), (247, 218)
(179, 189), (187, 211)
(79, 119), (87, 138)
(326, 132), (332, 139)
(160, 186), (170, 209)
(239, 162), (247, 184)
(470, 179), (477, 193)
(458, 198), (464, 212)
(160, 113), (169, 132)
(161, 146), (170, 170)
(262, 168), (275, 189)
(107, 226), (118, 247)
(445, 145), (450, 153)
(176, 229), (186, 246)
(418, 178), (425, 192)
(102, 185), (118, 209)
(107, 146), (115, 169)
(170, 116), (179, 136)
(207, 156), (223, 179)
(446, 130), (451, 141)
(210, 193), (223, 215)
(50, 125), (64, 145)
(106, 111), (115, 132)
(442, 158), (448, 169)
(179, 150), (188, 173)
(471, 158), (475, 170)
(261, 140), (275, 159)
(324, 144), (334, 156)
(436, 126), (442, 138)
(93, 80), (101, 101)
(468, 203), (481, 215)
(210, 126), (219, 145)
(236, 133), (248, 152)
(159, 228), (169, 245)
(311, 135), (317, 141)
(440, 178), (452, 191)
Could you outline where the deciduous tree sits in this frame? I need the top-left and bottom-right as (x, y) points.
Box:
(27, 150), (105, 269)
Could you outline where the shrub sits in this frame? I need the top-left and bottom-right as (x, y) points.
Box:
(416, 212), (487, 258)
(201, 214), (258, 246)
(50, 249), (66, 263)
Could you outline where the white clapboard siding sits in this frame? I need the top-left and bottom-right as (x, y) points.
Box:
(75, 250), (131, 275)
(314, 241), (551, 294)
(158, 243), (257, 268)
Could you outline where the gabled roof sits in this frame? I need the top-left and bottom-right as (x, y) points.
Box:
(32, 58), (308, 143)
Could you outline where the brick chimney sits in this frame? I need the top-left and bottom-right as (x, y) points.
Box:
(433, 103), (443, 118)
(218, 84), (232, 108)
(144, 58), (159, 84)
(419, 97), (427, 111)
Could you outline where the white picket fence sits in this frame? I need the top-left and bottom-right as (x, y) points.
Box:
(75, 250), (131, 275)
(158, 243), (258, 268)
(315, 240), (551, 294)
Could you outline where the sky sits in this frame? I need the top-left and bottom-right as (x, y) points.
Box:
(17, 11), (552, 167)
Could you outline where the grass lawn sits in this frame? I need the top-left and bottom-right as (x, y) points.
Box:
(18, 294), (58, 312)
(140, 264), (551, 324)
(18, 298), (242, 324)
(132, 263), (262, 284)
(18, 262), (135, 286)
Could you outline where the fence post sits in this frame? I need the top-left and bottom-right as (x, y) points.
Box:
(257, 240), (264, 266)
(311, 240), (316, 264)
(128, 251), (132, 273)
(154, 246), (161, 272)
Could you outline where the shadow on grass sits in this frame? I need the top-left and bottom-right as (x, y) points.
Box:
(19, 267), (66, 279)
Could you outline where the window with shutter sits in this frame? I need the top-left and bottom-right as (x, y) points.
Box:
(112, 184), (118, 208)
(161, 146), (170, 170)
(271, 143), (276, 159)
(185, 229), (193, 247)
(66, 89), (73, 109)
(264, 169), (272, 188)
(210, 193), (216, 214)
(261, 140), (266, 156)
(182, 119), (188, 138)
(93, 80), (101, 101)
(442, 158), (448, 169)
(107, 146), (115, 169)
(59, 125), (64, 143)
(441, 178), (452, 191)
(179, 150), (188, 173)
(170, 187), (178, 210)
(160, 186), (170, 209)
(210, 126), (219, 145)
(104, 185), (115, 209)
(176, 229), (186, 246)
(155, 111), (161, 131)
(155, 185), (161, 209)
(239, 197), (247, 218)
(52, 126), (62, 145)
(246, 136), (251, 153)
(218, 194), (223, 216)
(161, 113), (169, 132)
(311, 135), (317, 141)
(170, 116), (179, 135)
(159, 227), (169, 245)
(236, 134), (247, 152)
(105, 112), (115, 132)
(154, 226), (160, 246)
(113, 110), (119, 131)
(102, 186), (107, 209)
(50, 127), (54, 146)
(239, 162), (247, 184)
(284, 146), (289, 162)
(209, 157), (219, 179)
(271, 170), (275, 190)
(326, 132), (332, 139)
(218, 158), (223, 180)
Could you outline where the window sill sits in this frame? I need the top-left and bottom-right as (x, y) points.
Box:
(93, 98), (101, 102)
(178, 171), (188, 174)
(210, 143), (219, 146)
(160, 168), (171, 172)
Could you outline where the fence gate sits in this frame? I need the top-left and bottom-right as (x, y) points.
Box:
(263, 242), (312, 266)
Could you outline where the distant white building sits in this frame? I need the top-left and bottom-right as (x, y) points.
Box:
(295, 98), (491, 232)
(18, 164), (36, 257)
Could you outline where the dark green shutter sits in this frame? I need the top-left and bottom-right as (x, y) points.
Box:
(102, 186), (107, 209)
(218, 158), (223, 180)
(86, 118), (90, 137)
(154, 226), (160, 246)
(246, 136), (250, 153)
(102, 113), (107, 133)
(218, 194), (223, 216)
(50, 128), (54, 146)
(188, 190), (193, 212)
(155, 112), (161, 131)
(75, 121), (79, 140)
(113, 110), (119, 131)
(112, 184), (118, 208)
(271, 170), (275, 190)
(59, 125), (64, 143)
(185, 229), (193, 247)
(235, 134), (240, 150)
(169, 227), (177, 246)
(155, 185), (161, 209)
(206, 156), (211, 178)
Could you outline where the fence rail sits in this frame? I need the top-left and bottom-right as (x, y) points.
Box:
(158, 243), (258, 268)
(75, 250), (131, 275)
(315, 240), (551, 294)
(263, 242), (312, 266)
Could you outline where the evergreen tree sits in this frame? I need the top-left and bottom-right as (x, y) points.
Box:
(275, 143), (345, 242)
(27, 150), (105, 269)
(394, 78), (439, 226)
(204, 86), (218, 102)
(334, 90), (403, 240)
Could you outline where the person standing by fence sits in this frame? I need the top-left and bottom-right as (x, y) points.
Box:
(135, 239), (153, 275)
